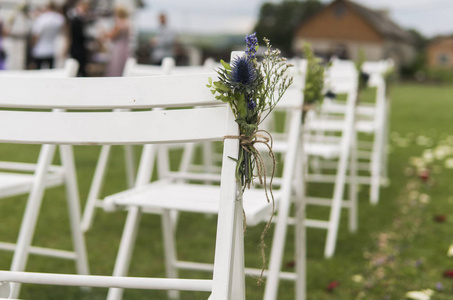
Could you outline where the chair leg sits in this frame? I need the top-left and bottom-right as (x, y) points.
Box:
(263, 192), (291, 300)
(123, 145), (136, 188)
(81, 145), (112, 232)
(162, 210), (180, 300)
(107, 206), (142, 300)
(210, 186), (245, 300)
(349, 133), (358, 233)
(0, 280), (10, 298)
(295, 146), (306, 300)
(381, 98), (390, 185)
(370, 128), (382, 205)
(60, 145), (90, 277)
(231, 199), (245, 300)
(295, 190), (306, 300)
(9, 144), (57, 298)
(264, 122), (302, 300)
(324, 151), (349, 258)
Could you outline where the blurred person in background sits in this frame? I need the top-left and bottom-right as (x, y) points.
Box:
(31, 2), (64, 69)
(67, 0), (90, 76)
(103, 6), (130, 77)
(0, 6), (8, 70)
(8, 3), (32, 70)
(150, 13), (175, 65)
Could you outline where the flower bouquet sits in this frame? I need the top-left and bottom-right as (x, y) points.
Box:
(207, 33), (293, 282)
(207, 33), (293, 195)
(301, 43), (327, 123)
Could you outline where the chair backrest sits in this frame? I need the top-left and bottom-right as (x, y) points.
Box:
(0, 59), (79, 78)
(0, 74), (234, 145)
(122, 57), (175, 77)
(123, 57), (220, 77)
(325, 59), (358, 94)
(0, 73), (222, 110)
(0, 73), (245, 297)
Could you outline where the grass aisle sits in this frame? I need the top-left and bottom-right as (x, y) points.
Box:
(1, 83), (453, 299)
(299, 83), (453, 300)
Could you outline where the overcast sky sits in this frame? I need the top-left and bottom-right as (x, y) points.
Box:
(136, 0), (453, 38)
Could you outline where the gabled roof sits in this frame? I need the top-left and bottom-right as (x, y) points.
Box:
(339, 0), (414, 43)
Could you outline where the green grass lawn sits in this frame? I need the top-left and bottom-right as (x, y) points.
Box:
(2, 83), (453, 299)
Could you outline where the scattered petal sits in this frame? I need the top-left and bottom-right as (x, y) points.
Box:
(445, 158), (453, 169)
(419, 168), (430, 183)
(408, 190), (419, 201)
(415, 259), (423, 268)
(417, 135), (430, 146)
(434, 215), (447, 223)
(436, 282), (443, 291)
(419, 194), (430, 204)
(352, 274), (363, 283)
(285, 260), (295, 268)
(326, 281), (339, 292)
(405, 289), (434, 300)
(447, 245), (453, 257)
(405, 167), (416, 177)
(443, 270), (453, 278)
(422, 151), (434, 163)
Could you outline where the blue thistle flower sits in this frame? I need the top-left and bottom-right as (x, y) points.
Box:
(245, 32), (258, 60)
(230, 56), (257, 86)
(248, 99), (257, 110)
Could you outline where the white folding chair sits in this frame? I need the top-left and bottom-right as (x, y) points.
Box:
(81, 56), (225, 232)
(258, 60), (308, 300)
(79, 57), (176, 232)
(303, 60), (359, 258)
(0, 59), (79, 79)
(362, 59), (393, 200)
(0, 59), (91, 298)
(316, 58), (391, 205)
(103, 52), (307, 300)
(0, 73), (247, 299)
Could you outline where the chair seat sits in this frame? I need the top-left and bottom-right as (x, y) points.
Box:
(0, 171), (64, 199)
(104, 181), (278, 226)
(307, 119), (375, 133)
(323, 102), (376, 116)
(304, 143), (340, 159)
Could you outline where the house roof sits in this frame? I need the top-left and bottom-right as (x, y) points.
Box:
(340, 0), (414, 43)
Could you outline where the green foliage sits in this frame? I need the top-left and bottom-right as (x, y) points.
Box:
(400, 52), (426, 79)
(355, 48), (368, 92)
(207, 37), (293, 186)
(302, 43), (326, 104)
(407, 28), (428, 52)
(424, 67), (453, 83)
(254, 0), (323, 55)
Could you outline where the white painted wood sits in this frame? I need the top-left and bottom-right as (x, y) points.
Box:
(80, 57), (176, 232)
(0, 271), (213, 291)
(102, 51), (309, 300)
(0, 69), (246, 299)
(319, 58), (392, 205)
(0, 107), (228, 145)
(0, 59), (79, 78)
(0, 73), (217, 109)
(303, 59), (359, 258)
(0, 60), (90, 298)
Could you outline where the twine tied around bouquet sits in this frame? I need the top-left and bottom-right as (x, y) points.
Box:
(224, 129), (276, 285)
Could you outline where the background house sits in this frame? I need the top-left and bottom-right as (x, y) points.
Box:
(426, 36), (453, 69)
(293, 0), (415, 68)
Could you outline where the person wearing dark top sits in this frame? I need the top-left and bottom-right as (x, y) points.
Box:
(68, 0), (89, 76)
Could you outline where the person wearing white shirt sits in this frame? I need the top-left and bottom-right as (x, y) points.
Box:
(150, 13), (176, 65)
(31, 2), (64, 69)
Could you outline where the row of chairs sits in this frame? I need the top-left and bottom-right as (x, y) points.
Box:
(0, 53), (391, 299)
